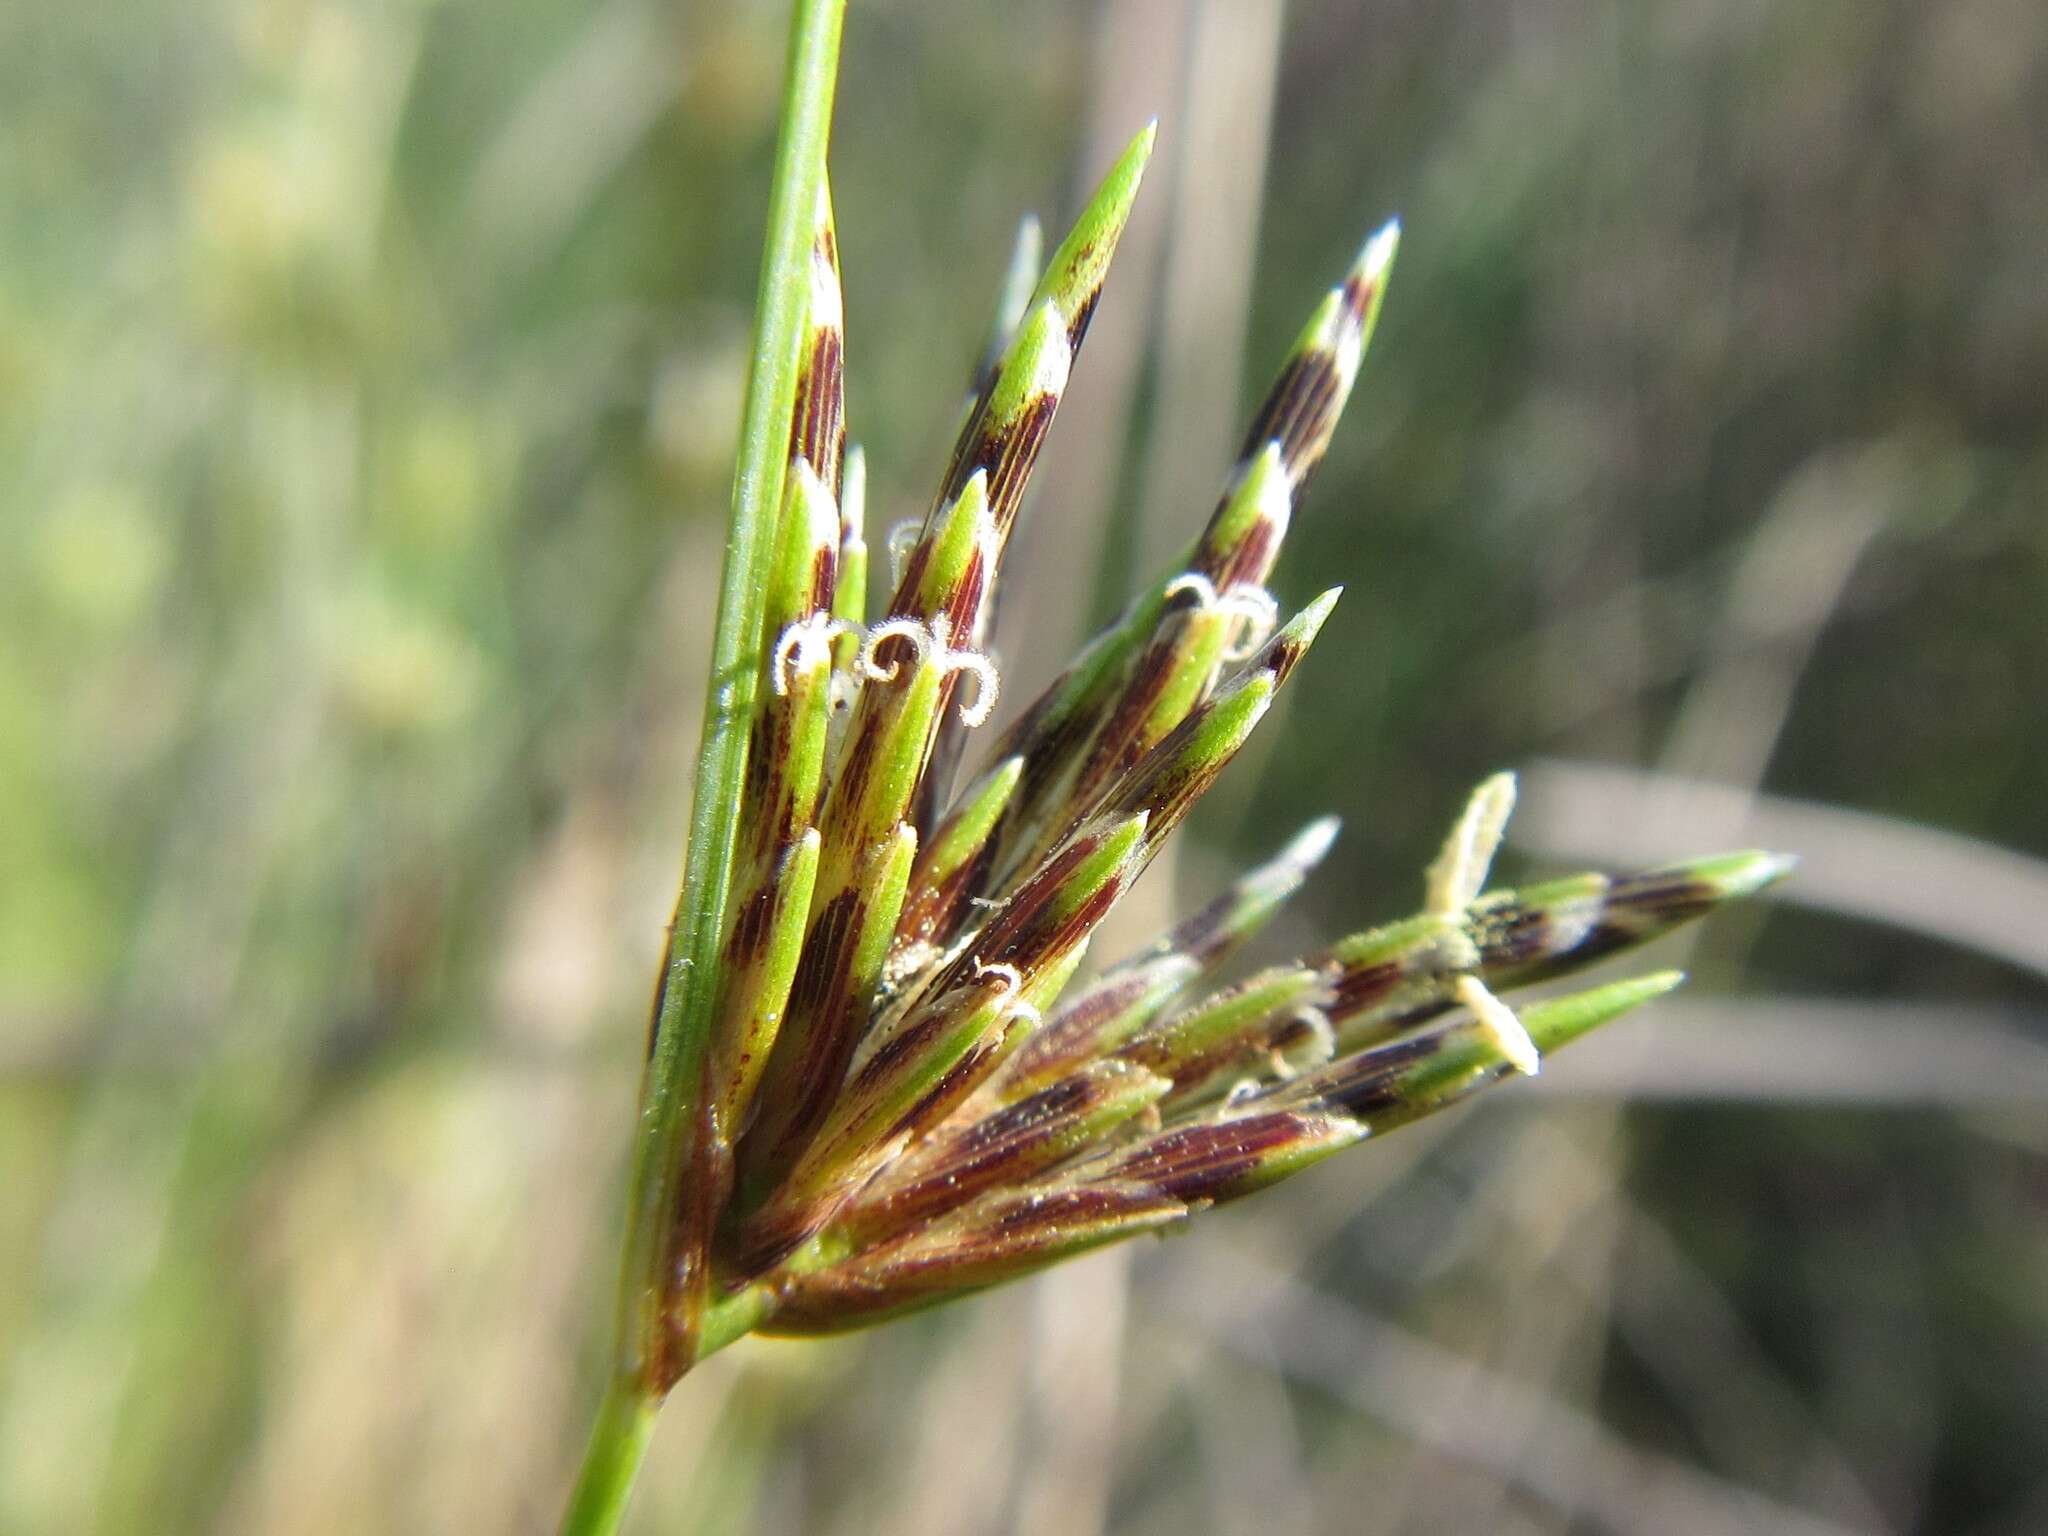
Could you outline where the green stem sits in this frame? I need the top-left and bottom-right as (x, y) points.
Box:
(562, 2), (846, 1532)
(613, 0), (846, 1383)
(559, 1380), (661, 1536)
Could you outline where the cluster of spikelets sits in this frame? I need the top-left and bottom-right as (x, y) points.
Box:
(633, 125), (1787, 1383)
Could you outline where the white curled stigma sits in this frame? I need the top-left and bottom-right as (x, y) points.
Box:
(970, 956), (1039, 1030)
(1163, 572), (1281, 660)
(932, 615), (1000, 727)
(772, 614), (856, 696)
(885, 518), (923, 586)
(856, 613), (1002, 727)
(858, 617), (936, 683)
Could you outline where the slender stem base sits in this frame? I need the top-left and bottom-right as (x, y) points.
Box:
(559, 1380), (661, 1536)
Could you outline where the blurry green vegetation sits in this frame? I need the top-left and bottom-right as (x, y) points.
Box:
(1, 1), (2043, 1533)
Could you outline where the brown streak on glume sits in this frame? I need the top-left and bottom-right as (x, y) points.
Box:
(789, 331), (844, 473)
(884, 1036), (998, 1146)
(983, 393), (1058, 532)
(982, 1184), (1129, 1242)
(1078, 635), (1175, 790)
(1280, 359), (1342, 474)
(1610, 871), (1716, 921)
(848, 1006), (950, 1098)
(974, 830), (1101, 955)
(1027, 875), (1123, 968)
(807, 543), (838, 615)
(1111, 1118), (1315, 1202)
(1065, 287), (1101, 351)
(1474, 906), (1560, 968)
(830, 705), (884, 815)
(943, 547), (988, 635)
(783, 889), (858, 1029)
(723, 874), (779, 973)
(1215, 516), (1282, 591)
(937, 397), (993, 510)
(1238, 353), (1337, 465)
(1323, 959), (1404, 1020)
(1339, 269), (1377, 321)
(1015, 972), (1154, 1076)
(1320, 1032), (1447, 1115)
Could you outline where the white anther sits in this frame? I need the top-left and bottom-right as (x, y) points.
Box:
(859, 617), (936, 682)
(1426, 772), (1518, 918)
(1164, 572), (1221, 609)
(771, 614), (853, 695)
(1457, 974), (1540, 1077)
(1419, 775), (1539, 1074)
(971, 956), (1040, 1029)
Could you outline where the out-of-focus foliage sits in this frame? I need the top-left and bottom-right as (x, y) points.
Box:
(1, 1), (2042, 1534)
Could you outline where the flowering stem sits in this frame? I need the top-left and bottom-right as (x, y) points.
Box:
(559, 1381), (661, 1536)
(562, 1), (845, 1531)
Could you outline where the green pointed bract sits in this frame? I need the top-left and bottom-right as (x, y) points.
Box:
(1473, 849), (1794, 990)
(976, 299), (1070, 533)
(1030, 121), (1155, 331)
(733, 459), (841, 878)
(833, 650), (945, 858)
(1197, 442), (1292, 580)
(708, 829), (823, 1143)
(891, 753), (1023, 962)
(761, 457), (842, 642)
(1065, 601), (1237, 808)
(906, 468), (995, 621)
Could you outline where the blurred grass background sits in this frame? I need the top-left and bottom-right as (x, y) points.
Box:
(3, 0), (2045, 1531)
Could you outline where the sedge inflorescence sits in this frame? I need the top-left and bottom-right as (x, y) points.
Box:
(634, 126), (1787, 1378)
